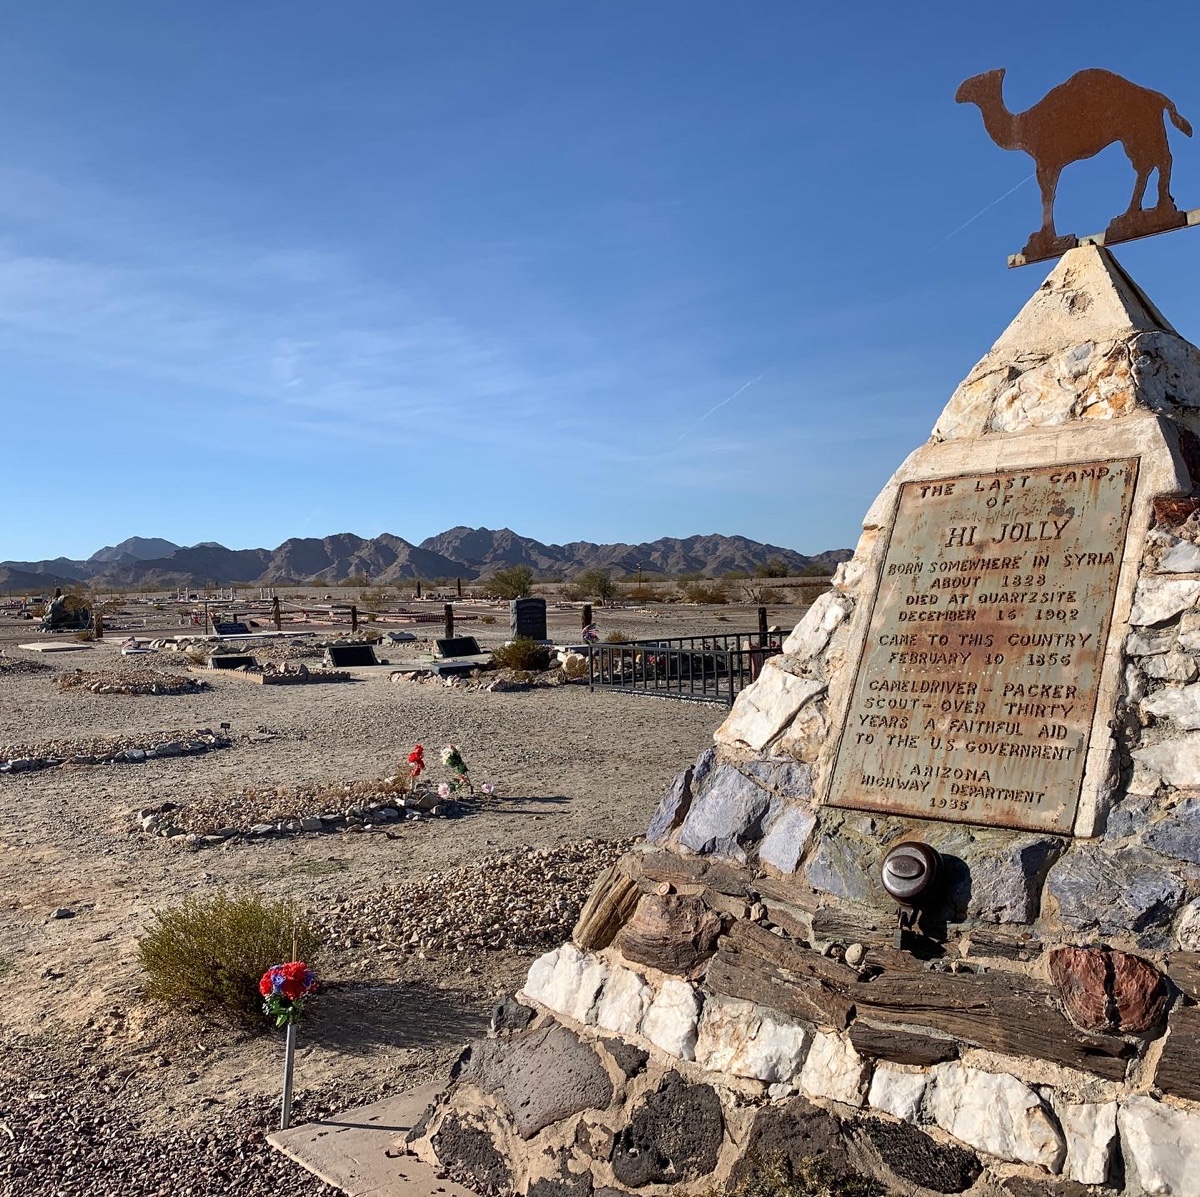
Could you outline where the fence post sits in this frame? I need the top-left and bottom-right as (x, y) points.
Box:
(758, 606), (768, 647)
(272, 596), (282, 631)
(444, 603), (454, 640)
(457, 577), (462, 598)
(351, 604), (358, 633)
(416, 580), (422, 599)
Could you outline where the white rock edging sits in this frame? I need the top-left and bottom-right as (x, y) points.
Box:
(641, 977), (702, 1060)
(694, 994), (808, 1084)
(800, 1032), (868, 1107)
(1119, 1096), (1200, 1196)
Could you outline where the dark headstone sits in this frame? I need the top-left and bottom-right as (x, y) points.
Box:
(209, 655), (258, 670)
(865, 1118), (981, 1193)
(610, 1073), (723, 1188)
(212, 619), (250, 635)
(510, 597), (548, 641)
(324, 643), (379, 668)
(436, 636), (482, 658)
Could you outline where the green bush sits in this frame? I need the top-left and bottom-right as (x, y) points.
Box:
(138, 892), (321, 1022)
(491, 636), (552, 670)
(576, 568), (616, 603)
(755, 557), (791, 578)
(490, 565), (534, 599)
(682, 579), (729, 604)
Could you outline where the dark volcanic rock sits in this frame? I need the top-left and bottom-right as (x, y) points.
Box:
(1144, 796), (1200, 864)
(864, 1119), (981, 1193)
(601, 1038), (649, 1078)
(431, 1113), (512, 1193)
(458, 1024), (613, 1139)
(489, 994), (535, 1037)
(610, 1073), (723, 1187)
(528, 1151), (594, 1197)
(731, 1099), (863, 1189)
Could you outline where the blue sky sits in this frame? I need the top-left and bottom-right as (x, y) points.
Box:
(3, 2), (1200, 561)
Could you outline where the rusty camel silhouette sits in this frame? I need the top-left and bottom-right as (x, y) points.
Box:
(956, 68), (1193, 262)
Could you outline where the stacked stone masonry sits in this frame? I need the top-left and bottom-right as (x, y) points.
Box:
(410, 248), (1200, 1195)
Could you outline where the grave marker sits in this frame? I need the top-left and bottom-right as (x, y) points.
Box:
(510, 597), (547, 641)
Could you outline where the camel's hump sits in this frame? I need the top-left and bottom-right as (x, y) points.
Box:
(1042, 67), (1166, 106)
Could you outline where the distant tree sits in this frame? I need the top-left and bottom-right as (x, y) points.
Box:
(489, 565), (534, 599)
(577, 568), (616, 603)
(756, 557), (791, 578)
(342, 574), (369, 587)
(797, 564), (830, 577)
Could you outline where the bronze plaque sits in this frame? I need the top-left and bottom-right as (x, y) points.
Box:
(827, 458), (1139, 834)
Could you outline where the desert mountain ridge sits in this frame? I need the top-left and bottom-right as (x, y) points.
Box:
(0, 526), (851, 590)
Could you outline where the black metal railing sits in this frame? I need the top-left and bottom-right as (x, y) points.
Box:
(588, 630), (790, 705)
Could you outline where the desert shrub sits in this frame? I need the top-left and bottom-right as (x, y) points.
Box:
(755, 557), (791, 578)
(576, 568), (616, 603)
(138, 891), (321, 1022)
(682, 579), (729, 604)
(74, 629), (96, 642)
(562, 582), (588, 602)
(491, 636), (551, 670)
(708, 1152), (879, 1197)
(480, 613), (497, 624)
(359, 585), (392, 613)
(342, 574), (369, 587)
(490, 565), (534, 599)
(627, 583), (666, 603)
(604, 628), (631, 644)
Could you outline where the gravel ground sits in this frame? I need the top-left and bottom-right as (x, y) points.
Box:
(0, 601), (742, 1194)
(55, 669), (209, 696)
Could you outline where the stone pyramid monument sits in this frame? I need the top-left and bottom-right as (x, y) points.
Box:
(408, 247), (1200, 1196)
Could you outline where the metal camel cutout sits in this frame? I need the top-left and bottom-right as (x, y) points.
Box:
(956, 68), (1196, 265)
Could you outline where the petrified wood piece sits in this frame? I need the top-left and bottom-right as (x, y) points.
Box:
(850, 971), (1132, 1080)
(705, 923), (855, 1030)
(613, 893), (724, 974)
(848, 1021), (960, 1067)
(1049, 946), (1169, 1034)
(961, 928), (1042, 963)
(572, 863), (643, 952)
(640, 851), (752, 897)
(1155, 1005), (1200, 1101)
(1166, 952), (1200, 1001)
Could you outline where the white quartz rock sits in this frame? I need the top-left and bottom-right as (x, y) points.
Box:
(715, 664), (825, 751)
(1055, 1100), (1117, 1185)
(1119, 1096), (1200, 1196)
(799, 1031), (869, 1107)
(694, 994), (808, 1083)
(1161, 540), (1200, 573)
(1143, 652), (1200, 682)
(1131, 578), (1200, 626)
(867, 1065), (928, 1124)
(1142, 683), (1200, 730)
(1177, 896), (1200, 951)
(1132, 734), (1200, 787)
(594, 964), (652, 1037)
(520, 943), (607, 1023)
(641, 978), (702, 1060)
(929, 1063), (1065, 1171)
(782, 591), (852, 661)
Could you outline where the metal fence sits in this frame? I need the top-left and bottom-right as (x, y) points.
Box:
(588, 629), (791, 705)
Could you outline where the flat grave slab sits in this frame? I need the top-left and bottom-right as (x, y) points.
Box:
(326, 644), (381, 668)
(269, 1082), (475, 1197)
(435, 636), (482, 658)
(16, 641), (94, 653)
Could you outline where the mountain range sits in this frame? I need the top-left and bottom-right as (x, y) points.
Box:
(0, 529), (851, 590)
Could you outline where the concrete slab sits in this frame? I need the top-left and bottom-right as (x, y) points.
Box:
(16, 641), (94, 653)
(269, 1083), (472, 1197)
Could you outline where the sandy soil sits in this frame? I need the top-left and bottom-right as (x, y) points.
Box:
(0, 598), (791, 1193)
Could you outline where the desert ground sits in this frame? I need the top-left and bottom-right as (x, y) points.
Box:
(0, 594), (800, 1196)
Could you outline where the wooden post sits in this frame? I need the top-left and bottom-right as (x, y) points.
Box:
(416, 579), (422, 599)
(93, 611), (104, 640)
(758, 605), (768, 647)
(351, 604), (359, 633)
(444, 603), (454, 641)
(582, 603), (593, 630)
(456, 577), (462, 598)
(272, 596), (282, 631)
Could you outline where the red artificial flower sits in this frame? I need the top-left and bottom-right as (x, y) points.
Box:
(407, 744), (425, 777)
(258, 971), (275, 997)
(279, 960), (310, 1001)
